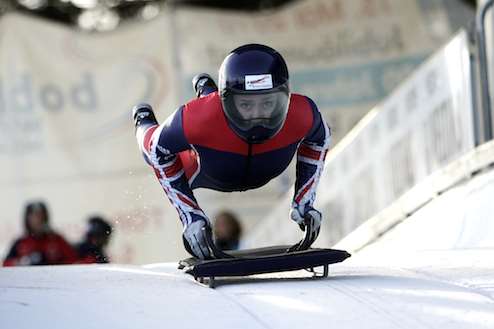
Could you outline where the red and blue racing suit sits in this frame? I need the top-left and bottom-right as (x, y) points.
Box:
(136, 90), (331, 227)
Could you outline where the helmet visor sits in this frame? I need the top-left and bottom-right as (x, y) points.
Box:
(223, 90), (289, 131)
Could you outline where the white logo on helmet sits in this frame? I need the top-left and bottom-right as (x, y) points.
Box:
(245, 74), (273, 90)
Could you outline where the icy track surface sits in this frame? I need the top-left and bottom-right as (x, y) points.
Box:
(1, 257), (493, 329)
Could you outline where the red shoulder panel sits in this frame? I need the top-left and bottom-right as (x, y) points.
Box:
(182, 92), (313, 155)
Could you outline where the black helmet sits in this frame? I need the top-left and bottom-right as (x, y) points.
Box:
(219, 44), (290, 143)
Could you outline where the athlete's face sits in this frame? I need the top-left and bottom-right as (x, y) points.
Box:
(233, 93), (278, 120)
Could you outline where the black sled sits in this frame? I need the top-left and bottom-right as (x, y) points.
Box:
(178, 219), (351, 288)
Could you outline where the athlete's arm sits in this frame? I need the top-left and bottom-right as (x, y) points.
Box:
(293, 97), (331, 208)
(290, 97), (331, 247)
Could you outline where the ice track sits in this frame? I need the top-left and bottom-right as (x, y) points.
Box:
(1, 253), (493, 329)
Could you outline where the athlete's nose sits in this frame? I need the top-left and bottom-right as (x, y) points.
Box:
(250, 103), (263, 117)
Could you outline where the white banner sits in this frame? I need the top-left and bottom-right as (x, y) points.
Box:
(0, 13), (187, 264)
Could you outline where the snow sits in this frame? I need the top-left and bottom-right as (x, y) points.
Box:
(2, 171), (494, 328)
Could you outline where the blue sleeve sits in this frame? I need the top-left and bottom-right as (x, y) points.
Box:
(154, 106), (190, 154)
(304, 97), (331, 146)
(135, 106), (190, 165)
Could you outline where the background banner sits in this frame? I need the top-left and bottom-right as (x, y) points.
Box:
(175, 0), (449, 128)
(0, 13), (185, 263)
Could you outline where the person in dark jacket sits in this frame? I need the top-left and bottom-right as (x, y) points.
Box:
(3, 201), (78, 266)
(75, 216), (113, 264)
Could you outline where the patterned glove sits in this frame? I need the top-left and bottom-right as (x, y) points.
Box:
(182, 215), (214, 260)
(290, 204), (322, 248)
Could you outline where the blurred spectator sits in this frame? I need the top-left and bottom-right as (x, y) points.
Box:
(3, 201), (78, 266)
(75, 216), (113, 264)
(213, 210), (243, 251)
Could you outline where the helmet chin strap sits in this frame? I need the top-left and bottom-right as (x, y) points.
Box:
(245, 126), (275, 144)
(247, 136), (265, 144)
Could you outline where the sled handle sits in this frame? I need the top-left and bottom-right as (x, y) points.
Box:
(203, 226), (235, 259)
(287, 215), (315, 252)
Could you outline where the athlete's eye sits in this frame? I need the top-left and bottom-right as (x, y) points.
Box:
(238, 102), (252, 110)
(262, 101), (274, 109)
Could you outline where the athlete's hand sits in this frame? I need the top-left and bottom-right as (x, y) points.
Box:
(182, 217), (214, 260)
(290, 204), (322, 247)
